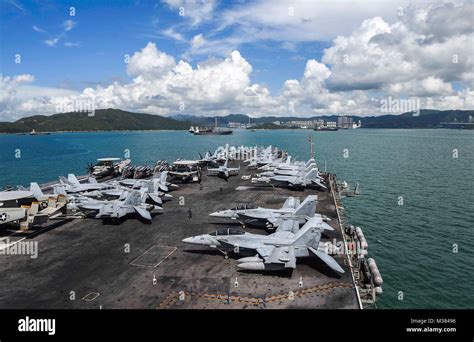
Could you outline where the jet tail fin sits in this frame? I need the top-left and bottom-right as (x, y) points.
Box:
(68, 174), (80, 185)
(304, 169), (317, 181)
(59, 176), (71, 185)
(282, 196), (299, 209)
(160, 171), (168, 184)
(294, 195), (318, 217)
(53, 185), (67, 196)
(29, 182), (44, 198)
(123, 191), (142, 206)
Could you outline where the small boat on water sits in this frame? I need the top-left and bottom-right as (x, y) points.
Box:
(29, 129), (51, 135)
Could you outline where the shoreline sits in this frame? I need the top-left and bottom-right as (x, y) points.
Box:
(1, 127), (473, 135)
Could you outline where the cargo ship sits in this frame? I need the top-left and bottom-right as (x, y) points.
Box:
(190, 118), (233, 135)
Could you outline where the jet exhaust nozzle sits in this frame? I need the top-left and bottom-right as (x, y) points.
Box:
(237, 262), (266, 270)
(237, 256), (262, 263)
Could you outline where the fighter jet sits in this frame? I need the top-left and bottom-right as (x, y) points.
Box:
(198, 151), (225, 165)
(0, 189), (67, 229)
(233, 195), (319, 228)
(76, 190), (157, 221)
(58, 174), (111, 193)
(253, 169), (327, 190)
(207, 159), (240, 180)
(258, 165), (322, 180)
(209, 196), (300, 220)
(120, 171), (178, 193)
(182, 216), (344, 273)
(258, 157), (316, 172)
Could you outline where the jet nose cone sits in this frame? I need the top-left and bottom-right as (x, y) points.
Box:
(182, 237), (194, 244)
(209, 212), (220, 217)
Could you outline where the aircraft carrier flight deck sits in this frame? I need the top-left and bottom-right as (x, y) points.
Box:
(0, 161), (369, 309)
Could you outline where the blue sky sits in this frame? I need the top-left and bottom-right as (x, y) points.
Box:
(1, 0), (325, 94)
(1, 0), (472, 120)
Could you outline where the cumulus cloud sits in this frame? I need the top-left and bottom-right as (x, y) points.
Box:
(2, 1), (473, 120)
(322, 2), (473, 96)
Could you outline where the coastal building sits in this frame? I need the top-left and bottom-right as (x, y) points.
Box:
(338, 116), (353, 129)
(227, 122), (252, 129)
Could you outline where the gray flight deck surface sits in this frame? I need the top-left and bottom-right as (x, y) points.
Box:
(0, 164), (360, 309)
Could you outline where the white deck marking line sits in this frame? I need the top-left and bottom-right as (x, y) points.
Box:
(82, 292), (100, 302)
(0, 237), (26, 251)
(130, 245), (177, 267)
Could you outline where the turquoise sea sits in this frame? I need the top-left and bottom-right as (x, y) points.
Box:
(0, 129), (473, 309)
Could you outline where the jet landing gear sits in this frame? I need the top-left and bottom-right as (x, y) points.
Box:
(217, 249), (229, 259)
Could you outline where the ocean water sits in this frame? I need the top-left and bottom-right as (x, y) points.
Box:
(0, 129), (473, 309)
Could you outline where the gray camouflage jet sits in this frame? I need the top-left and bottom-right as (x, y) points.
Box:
(75, 190), (156, 221)
(222, 195), (318, 229)
(182, 216), (344, 273)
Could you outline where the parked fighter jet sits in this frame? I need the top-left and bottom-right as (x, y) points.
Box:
(75, 190), (157, 221)
(209, 196), (300, 220)
(0, 189), (67, 230)
(207, 159), (240, 180)
(198, 151), (225, 165)
(120, 172), (177, 192)
(253, 169), (327, 190)
(233, 195), (319, 228)
(258, 164), (322, 179)
(58, 174), (110, 193)
(182, 217), (344, 273)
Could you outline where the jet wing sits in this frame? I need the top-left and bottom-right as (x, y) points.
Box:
(79, 204), (103, 210)
(257, 245), (296, 269)
(311, 179), (327, 189)
(147, 193), (162, 205)
(134, 206), (151, 220)
(275, 218), (300, 233)
(281, 196), (295, 209)
(308, 247), (344, 273)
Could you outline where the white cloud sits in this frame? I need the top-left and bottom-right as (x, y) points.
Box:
(190, 34), (205, 49)
(218, 0), (410, 42)
(63, 20), (76, 31)
(64, 42), (81, 48)
(160, 27), (186, 42)
(126, 42), (177, 79)
(322, 2), (473, 95)
(2, 1), (473, 120)
(32, 25), (45, 33)
(163, 0), (217, 26)
(44, 38), (59, 47)
(34, 19), (78, 47)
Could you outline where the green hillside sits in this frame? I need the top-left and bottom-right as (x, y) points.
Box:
(0, 109), (191, 133)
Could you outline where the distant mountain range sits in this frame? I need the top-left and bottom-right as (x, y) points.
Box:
(173, 110), (474, 129)
(1, 109), (472, 133)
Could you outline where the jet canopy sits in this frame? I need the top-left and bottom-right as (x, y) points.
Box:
(212, 228), (245, 236)
(230, 204), (257, 210)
